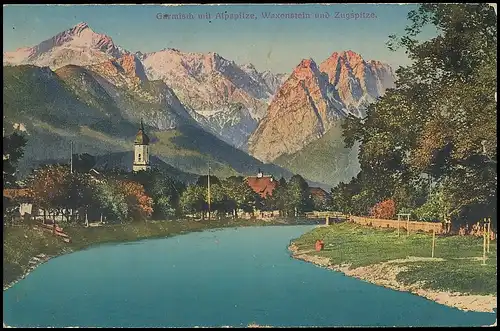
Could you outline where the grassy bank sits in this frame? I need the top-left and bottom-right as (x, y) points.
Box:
(292, 222), (497, 295)
(3, 217), (309, 287)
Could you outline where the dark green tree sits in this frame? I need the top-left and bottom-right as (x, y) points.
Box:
(71, 153), (97, 173)
(3, 132), (27, 188)
(179, 185), (205, 218)
(196, 175), (221, 188)
(94, 179), (128, 223)
(221, 176), (258, 218)
(65, 172), (96, 223)
(130, 169), (184, 219)
(270, 177), (289, 216)
(285, 175), (313, 216)
(339, 4), (497, 227)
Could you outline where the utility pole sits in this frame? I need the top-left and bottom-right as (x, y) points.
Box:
(431, 228), (436, 258)
(488, 217), (491, 253)
(406, 214), (410, 237)
(70, 141), (74, 221)
(482, 218), (487, 266)
(207, 161), (211, 221)
(70, 141), (73, 174)
(397, 214), (400, 237)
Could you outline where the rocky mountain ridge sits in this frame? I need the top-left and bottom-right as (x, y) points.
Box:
(3, 23), (286, 149)
(4, 22), (396, 187)
(248, 51), (395, 162)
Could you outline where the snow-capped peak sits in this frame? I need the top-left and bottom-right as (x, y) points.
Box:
(3, 22), (129, 69)
(70, 22), (91, 34)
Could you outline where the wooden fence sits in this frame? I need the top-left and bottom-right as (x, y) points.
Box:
(349, 215), (443, 234)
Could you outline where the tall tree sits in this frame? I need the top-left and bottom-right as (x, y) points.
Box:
(30, 165), (72, 228)
(341, 4), (497, 227)
(95, 179), (128, 223)
(3, 131), (27, 222)
(65, 171), (96, 223)
(3, 132), (27, 188)
(222, 176), (258, 218)
(204, 183), (227, 217)
(196, 175), (221, 188)
(271, 177), (290, 216)
(71, 153), (97, 173)
(179, 185), (205, 218)
(94, 179), (128, 223)
(117, 180), (153, 221)
(286, 175), (313, 216)
(131, 169), (184, 219)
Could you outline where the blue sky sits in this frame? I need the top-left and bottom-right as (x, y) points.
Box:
(3, 4), (435, 73)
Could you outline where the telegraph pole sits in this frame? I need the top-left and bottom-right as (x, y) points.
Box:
(482, 219), (487, 266)
(487, 217), (491, 253)
(70, 141), (73, 174)
(207, 161), (211, 221)
(70, 141), (74, 221)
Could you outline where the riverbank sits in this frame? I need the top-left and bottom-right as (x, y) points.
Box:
(4, 217), (315, 290)
(289, 222), (497, 313)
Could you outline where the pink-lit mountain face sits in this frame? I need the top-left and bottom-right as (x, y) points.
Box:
(248, 51), (395, 162)
(319, 50), (395, 117)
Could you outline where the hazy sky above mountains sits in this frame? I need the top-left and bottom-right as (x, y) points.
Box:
(3, 4), (436, 73)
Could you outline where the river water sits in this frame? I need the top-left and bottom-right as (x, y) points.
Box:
(3, 225), (496, 327)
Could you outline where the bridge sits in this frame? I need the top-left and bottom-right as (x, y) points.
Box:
(304, 211), (349, 225)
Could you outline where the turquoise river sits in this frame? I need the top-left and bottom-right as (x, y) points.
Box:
(3, 225), (496, 327)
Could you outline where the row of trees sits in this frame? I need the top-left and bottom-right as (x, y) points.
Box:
(12, 166), (324, 223)
(329, 4), (497, 229)
(179, 174), (322, 219)
(27, 165), (155, 224)
(3, 130), (326, 224)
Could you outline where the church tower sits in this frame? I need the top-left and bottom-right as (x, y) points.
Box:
(133, 120), (151, 172)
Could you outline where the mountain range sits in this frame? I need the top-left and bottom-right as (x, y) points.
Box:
(3, 22), (396, 188)
(248, 52), (395, 162)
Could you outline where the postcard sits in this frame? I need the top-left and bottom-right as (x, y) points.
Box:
(2, 3), (497, 328)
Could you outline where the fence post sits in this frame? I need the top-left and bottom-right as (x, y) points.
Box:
(406, 216), (409, 237)
(432, 228), (436, 258)
(326, 216), (330, 226)
(487, 218), (491, 253)
(482, 222), (487, 266)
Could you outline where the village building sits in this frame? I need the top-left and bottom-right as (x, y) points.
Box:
(3, 168), (106, 223)
(245, 169), (278, 199)
(133, 120), (151, 172)
(309, 187), (329, 204)
(244, 169), (280, 218)
(3, 188), (34, 218)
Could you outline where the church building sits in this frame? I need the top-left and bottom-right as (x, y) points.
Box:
(133, 120), (151, 172)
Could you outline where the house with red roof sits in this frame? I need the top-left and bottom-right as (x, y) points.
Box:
(309, 187), (330, 210)
(245, 169), (278, 199)
(309, 187), (329, 201)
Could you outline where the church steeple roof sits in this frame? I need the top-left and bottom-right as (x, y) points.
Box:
(134, 119), (150, 145)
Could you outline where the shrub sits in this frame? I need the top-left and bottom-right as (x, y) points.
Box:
(369, 199), (396, 220)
